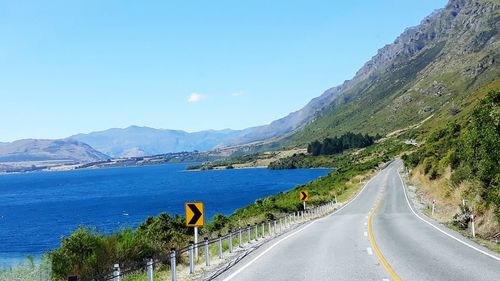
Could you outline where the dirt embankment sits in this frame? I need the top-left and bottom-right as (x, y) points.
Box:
(407, 166), (500, 251)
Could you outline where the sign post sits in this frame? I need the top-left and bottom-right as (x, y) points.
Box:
(185, 202), (204, 258)
(194, 226), (198, 257)
(471, 214), (476, 238)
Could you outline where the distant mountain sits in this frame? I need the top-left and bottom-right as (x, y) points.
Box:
(68, 126), (251, 157)
(68, 87), (344, 157)
(0, 139), (110, 162)
(227, 86), (343, 145)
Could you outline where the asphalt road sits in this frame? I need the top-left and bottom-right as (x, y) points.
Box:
(213, 159), (500, 281)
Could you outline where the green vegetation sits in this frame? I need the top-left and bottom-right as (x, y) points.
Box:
(270, 138), (405, 170)
(307, 132), (379, 156)
(49, 214), (189, 280)
(0, 257), (51, 281)
(403, 90), (500, 222)
(268, 153), (337, 169)
(186, 153), (264, 170)
(46, 138), (404, 280)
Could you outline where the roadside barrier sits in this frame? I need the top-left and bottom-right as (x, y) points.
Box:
(70, 200), (338, 281)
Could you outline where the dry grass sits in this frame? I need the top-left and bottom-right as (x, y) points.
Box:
(409, 165), (500, 244)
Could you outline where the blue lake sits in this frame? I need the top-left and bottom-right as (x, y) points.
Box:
(0, 163), (329, 267)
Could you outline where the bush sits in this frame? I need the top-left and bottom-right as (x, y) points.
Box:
(204, 214), (229, 233)
(452, 204), (472, 230)
(50, 227), (113, 280)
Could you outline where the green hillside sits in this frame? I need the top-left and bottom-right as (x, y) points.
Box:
(288, 0), (499, 145)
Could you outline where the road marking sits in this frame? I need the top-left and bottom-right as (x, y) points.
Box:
(368, 194), (402, 281)
(367, 247), (373, 255)
(383, 279), (390, 281)
(396, 166), (500, 262)
(222, 169), (379, 281)
(364, 222), (367, 226)
(364, 231), (368, 237)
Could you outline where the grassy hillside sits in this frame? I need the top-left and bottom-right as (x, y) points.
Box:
(287, 0), (499, 145)
(402, 90), (499, 240)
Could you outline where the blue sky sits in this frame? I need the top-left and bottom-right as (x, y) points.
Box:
(0, 0), (447, 142)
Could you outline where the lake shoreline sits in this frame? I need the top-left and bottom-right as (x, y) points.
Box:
(0, 163), (330, 268)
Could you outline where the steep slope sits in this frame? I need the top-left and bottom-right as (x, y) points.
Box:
(403, 88), (499, 240)
(288, 0), (499, 144)
(0, 139), (110, 162)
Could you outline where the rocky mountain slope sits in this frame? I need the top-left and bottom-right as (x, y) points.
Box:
(286, 0), (499, 144)
(0, 139), (110, 163)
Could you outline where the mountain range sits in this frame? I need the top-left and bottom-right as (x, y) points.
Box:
(67, 85), (343, 158)
(0, 139), (109, 163)
(1, 0), (498, 163)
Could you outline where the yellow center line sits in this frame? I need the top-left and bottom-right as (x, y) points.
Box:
(368, 192), (402, 281)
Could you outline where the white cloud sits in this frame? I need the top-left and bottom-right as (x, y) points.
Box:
(188, 93), (205, 103)
(231, 92), (245, 97)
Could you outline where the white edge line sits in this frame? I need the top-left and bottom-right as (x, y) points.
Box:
(222, 169), (380, 280)
(396, 164), (500, 262)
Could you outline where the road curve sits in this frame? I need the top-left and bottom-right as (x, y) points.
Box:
(372, 159), (500, 281)
(213, 160), (500, 281)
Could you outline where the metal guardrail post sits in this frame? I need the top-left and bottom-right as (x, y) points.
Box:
(113, 264), (120, 281)
(279, 218), (282, 232)
(218, 235), (223, 259)
(261, 223), (265, 238)
(268, 221), (271, 236)
(229, 231), (233, 253)
(254, 223), (258, 240)
(274, 220), (277, 235)
(189, 242), (194, 274)
(147, 259), (153, 281)
(247, 224), (251, 243)
(238, 228), (242, 247)
(170, 248), (177, 281)
(204, 237), (210, 266)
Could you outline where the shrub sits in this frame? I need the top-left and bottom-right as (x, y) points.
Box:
(452, 204), (472, 230)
